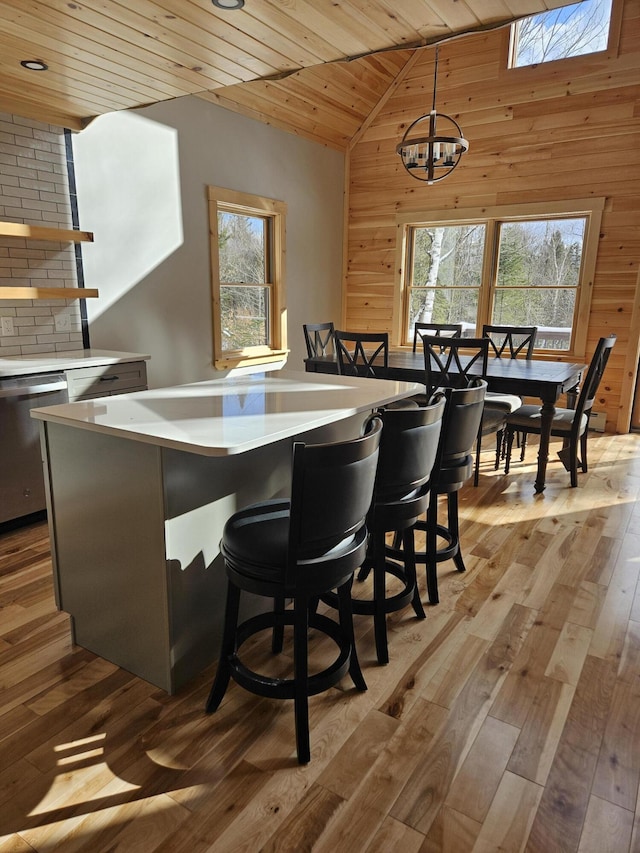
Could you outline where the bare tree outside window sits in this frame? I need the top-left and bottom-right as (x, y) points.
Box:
(218, 211), (270, 351)
(408, 224), (485, 338)
(512, 0), (611, 66)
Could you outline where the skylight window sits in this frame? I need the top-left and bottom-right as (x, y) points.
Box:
(511, 0), (612, 67)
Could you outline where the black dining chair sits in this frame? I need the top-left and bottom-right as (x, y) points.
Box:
(422, 335), (489, 391)
(414, 380), (488, 604)
(422, 335), (503, 486)
(482, 324), (538, 360)
(504, 334), (616, 487)
(334, 330), (415, 410)
(334, 330), (389, 378)
(303, 322), (335, 359)
(412, 322), (463, 352)
(325, 394), (446, 665)
(205, 415), (383, 765)
(482, 324), (538, 466)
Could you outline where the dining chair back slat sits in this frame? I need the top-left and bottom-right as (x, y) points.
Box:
(303, 322), (335, 359)
(413, 322), (463, 352)
(335, 330), (389, 378)
(422, 335), (489, 392)
(482, 325), (538, 359)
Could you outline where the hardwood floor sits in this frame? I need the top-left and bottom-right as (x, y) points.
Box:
(2, 432), (640, 852)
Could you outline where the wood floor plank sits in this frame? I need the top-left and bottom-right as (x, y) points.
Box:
(567, 580), (608, 630)
(589, 533), (640, 661)
(422, 806), (482, 853)
(376, 609), (467, 721)
(316, 708), (398, 800)
(591, 680), (640, 812)
(364, 816), (425, 852)
(577, 795), (634, 853)
(423, 634), (488, 708)
(259, 783), (344, 853)
(545, 621), (594, 685)
(618, 619), (640, 684)
(444, 715), (520, 823)
(506, 677), (576, 786)
(525, 655), (618, 852)
(472, 770), (544, 853)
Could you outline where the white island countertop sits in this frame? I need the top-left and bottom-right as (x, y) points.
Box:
(31, 369), (421, 456)
(0, 348), (150, 378)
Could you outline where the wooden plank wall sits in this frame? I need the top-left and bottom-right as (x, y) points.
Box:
(345, 0), (640, 433)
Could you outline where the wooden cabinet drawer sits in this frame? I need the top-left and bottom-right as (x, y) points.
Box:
(66, 361), (147, 401)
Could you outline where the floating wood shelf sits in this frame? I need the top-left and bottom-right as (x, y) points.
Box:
(0, 287), (99, 300)
(0, 222), (94, 243)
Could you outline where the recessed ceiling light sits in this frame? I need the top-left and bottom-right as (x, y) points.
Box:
(212, 0), (244, 8)
(21, 60), (48, 71)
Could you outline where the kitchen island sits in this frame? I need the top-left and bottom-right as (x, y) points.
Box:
(32, 369), (420, 693)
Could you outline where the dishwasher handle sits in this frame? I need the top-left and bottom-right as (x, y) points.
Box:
(0, 379), (68, 399)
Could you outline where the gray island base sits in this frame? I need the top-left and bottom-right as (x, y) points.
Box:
(33, 369), (420, 693)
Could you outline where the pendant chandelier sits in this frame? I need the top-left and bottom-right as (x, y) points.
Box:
(396, 46), (468, 185)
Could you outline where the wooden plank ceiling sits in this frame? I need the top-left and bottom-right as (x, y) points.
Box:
(0, 0), (575, 146)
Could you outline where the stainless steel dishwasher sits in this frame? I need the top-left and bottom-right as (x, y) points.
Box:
(0, 372), (69, 524)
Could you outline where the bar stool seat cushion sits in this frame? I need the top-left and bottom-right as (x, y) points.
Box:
(222, 498), (360, 591)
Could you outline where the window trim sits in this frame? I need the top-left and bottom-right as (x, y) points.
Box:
(208, 185), (287, 370)
(394, 197), (605, 359)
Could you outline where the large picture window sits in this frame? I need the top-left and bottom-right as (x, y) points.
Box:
(208, 186), (287, 369)
(398, 199), (603, 356)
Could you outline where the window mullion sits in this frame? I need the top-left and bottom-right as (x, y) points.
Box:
(478, 219), (498, 330)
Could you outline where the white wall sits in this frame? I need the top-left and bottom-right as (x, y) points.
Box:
(72, 95), (345, 388)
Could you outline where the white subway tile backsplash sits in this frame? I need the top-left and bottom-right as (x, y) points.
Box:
(21, 267), (49, 278)
(4, 206), (44, 220)
(0, 114), (83, 356)
(22, 199), (58, 213)
(22, 344), (57, 354)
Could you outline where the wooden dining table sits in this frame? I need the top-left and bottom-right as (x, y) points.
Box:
(305, 350), (587, 493)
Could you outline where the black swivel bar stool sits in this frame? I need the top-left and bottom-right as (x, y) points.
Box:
(414, 380), (487, 605)
(205, 415), (382, 765)
(323, 395), (446, 664)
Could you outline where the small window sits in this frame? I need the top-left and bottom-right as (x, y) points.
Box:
(510, 0), (612, 67)
(208, 187), (287, 369)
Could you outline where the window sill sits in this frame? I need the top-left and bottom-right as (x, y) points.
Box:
(214, 350), (289, 371)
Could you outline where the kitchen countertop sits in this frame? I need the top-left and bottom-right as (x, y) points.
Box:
(0, 348), (150, 378)
(31, 368), (421, 457)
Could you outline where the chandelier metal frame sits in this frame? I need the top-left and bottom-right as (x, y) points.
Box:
(396, 46), (469, 185)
